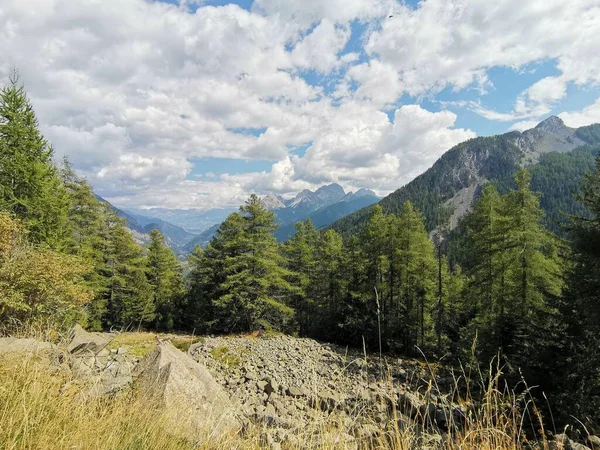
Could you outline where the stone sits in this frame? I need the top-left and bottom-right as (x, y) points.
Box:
(67, 324), (112, 356)
(133, 340), (242, 440)
(0, 337), (55, 357)
(286, 386), (306, 398)
(264, 378), (278, 396)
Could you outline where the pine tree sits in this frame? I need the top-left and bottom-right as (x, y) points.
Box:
(146, 229), (184, 331)
(395, 201), (436, 352)
(463, 172), (563, 369)
(501, 170), (563, 371)
(556, 156), (600, 425)
(312, 229), (345, 341)
(338, 235), (373, 346)
(60, 160), (110, 330)
(104, 211), (154, 329)
(183, 245), (213, 333)
(0, 72), (69, 249)
(211, 195), (296, 333)
(283, 219), (319, 336)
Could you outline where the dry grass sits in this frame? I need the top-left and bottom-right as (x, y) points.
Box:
(0, 337), (562, 450)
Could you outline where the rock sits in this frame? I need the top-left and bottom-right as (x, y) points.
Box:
(133, 340), (241, 440)
(0, 337), (56, 357)
(286, 386), (306, 398)
(264, 378), (278, 396)
(67, 324), (112, 356)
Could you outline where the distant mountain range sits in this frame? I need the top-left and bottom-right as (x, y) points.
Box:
(330, 116), (600, 238)
(183, 184), (380, 250)
(97, 184), (379, 254)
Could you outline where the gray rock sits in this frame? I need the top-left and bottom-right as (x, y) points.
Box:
(264, 378), (278, 396)
(67, 324), (112, 356)
(133, 340), (242, 440)
(286, 386), (306, 398)
(0, 337), (55, 357)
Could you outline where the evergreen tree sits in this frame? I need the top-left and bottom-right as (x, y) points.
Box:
(283, 219), (319, 336)
(146, 229), (184, 331)
(338, 235), (373, 346)
(556, 156), (600, 426)
(463, 172), (563, 370)
(0, 72), (69, 249)
(312, 229), (345, 341)
(395, 201), (436, 353)
(60, 160), (110, 330)
(211, 195), (296, 333)
(104, 211), (154, 329)
(182, 245), (213, 333)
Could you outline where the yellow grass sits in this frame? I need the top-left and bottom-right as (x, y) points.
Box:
(0, 336), (562, 450)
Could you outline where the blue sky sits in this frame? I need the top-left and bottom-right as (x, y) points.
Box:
(2, 0), (599, 209)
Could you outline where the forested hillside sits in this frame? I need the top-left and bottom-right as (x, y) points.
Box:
(2, 76), (600, 434)
(331, 118), (600, 237)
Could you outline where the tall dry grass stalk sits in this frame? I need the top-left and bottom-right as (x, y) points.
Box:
(0, 342), (555, 450)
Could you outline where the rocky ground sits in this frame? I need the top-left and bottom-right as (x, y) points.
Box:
(2, 330), (598, 449)
(188, 334), (462, 447)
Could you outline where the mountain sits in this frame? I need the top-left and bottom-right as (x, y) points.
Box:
(182, 184), (380, 250)
(275, 192), (379, 241)
(261, 194), (286, 210)
(95, 195), (198, 254)
(125, 207), (237, 234)
(330, 117), (600, 238)
(183, 223), (221, 253)
(269, 183), (380, 240)
(272, 183), (347, 225)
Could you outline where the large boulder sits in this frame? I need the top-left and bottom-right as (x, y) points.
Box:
(67, 324), (112, 356)
(0, 337), (56, 357)
(133, 340), (242, 440)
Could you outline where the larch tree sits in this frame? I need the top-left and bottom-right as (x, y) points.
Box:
(146, 229), (184, 331)
(0, 72), (69, 249)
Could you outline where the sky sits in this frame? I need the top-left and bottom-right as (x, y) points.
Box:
(1, 0), (600, 211)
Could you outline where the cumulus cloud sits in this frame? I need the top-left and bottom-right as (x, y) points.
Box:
(560, 98), (600, 128)
(0, 0), (599, 209)
(228, 104), (475, 196)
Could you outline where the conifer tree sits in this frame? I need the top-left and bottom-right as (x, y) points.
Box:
(60, 160), (110, 330)
(104, 212), (154, 329)
(395, 201), (436, 352)
(146, 229), (184, 331)
(556, 156), (600, 424)
(183, 244), (213, 332)
(312, 229), (345, 340)
(211, 195), (295, 333)
(0, 72), (69, 249)
(283, 219), (319, 335)
(464, 172), (563, 368)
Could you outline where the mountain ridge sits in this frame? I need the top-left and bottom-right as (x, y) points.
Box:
(330, 116), (600, 237)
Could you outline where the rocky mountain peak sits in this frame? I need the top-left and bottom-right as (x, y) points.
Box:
(289, 189), (318, 207)
(352, 188), (377, 198)
(315, 183), (346, 204)
(534, 115), (566, 133)
(261, 194), (286, 210)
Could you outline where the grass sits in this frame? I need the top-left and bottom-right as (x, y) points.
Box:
(210, 344), (243, 367)
(107, 332), (157, 358)
(171, 335), (205, 353)
(0, 333), (575, 450)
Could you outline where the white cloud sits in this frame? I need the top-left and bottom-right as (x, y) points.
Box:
(228, 104), (475, 196)
(509, 120), (540, 132)
(365, 0), (600, 98)
(1, 0), (599, 209)
(560, 98), (600, 128)
(290, 20), (351, 73)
